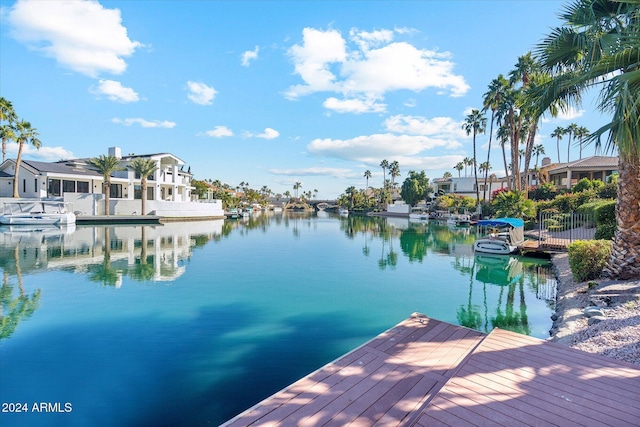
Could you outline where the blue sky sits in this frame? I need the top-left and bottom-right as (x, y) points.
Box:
(0, 0), (608, 198)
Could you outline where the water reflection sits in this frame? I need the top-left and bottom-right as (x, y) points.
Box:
(336, 215), (557, 335)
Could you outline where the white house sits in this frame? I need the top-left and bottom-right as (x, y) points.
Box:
(432, 176), (509, 201)
(0, 147), (223, 217)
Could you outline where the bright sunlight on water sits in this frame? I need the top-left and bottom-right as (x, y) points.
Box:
(0, 212), (556, 426)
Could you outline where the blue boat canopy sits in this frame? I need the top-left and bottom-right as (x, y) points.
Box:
(476, 218), (524, 228)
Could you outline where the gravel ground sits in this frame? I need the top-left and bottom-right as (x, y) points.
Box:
(548, 253), (640, 366)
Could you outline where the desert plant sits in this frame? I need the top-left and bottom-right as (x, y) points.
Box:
(567, 240), (612, 282)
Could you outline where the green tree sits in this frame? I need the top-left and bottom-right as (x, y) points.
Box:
(129, 158), (158, 215)
(565, 123), (579, 163)
(389, 160), (400, 188)
(88, 155), (124, 216)
(462, 109), (487, 206)
(12, 120), (41, 198)
(400, 170), (433, 207)
(482, 74), (510, 204)
(536, 0), (640, 278)
(575, 125), (590, 159)
(0, 97), (17, 163)
(492, 190), (535, 219)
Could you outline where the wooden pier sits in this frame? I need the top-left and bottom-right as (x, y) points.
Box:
(223, 313), (640, 426)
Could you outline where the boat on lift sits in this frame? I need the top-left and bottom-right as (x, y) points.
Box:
(0, 201), (76, 226)
(473, 218), (525, 255)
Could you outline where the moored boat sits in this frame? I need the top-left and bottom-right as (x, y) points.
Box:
(473, 218), (525, 255)
(409, 207), (429, 222)
(0, 201), (76, 226)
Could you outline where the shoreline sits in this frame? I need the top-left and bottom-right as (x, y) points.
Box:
(548, 253), (640, 366)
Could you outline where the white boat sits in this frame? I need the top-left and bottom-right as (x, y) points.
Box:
(447, 213), (471, 227)
(409, 207), (429, 222)
(473, 218), (525, 255)
(0, 201), (76, 226)
(338, 207), (349, 216)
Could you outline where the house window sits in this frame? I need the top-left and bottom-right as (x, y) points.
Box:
(63, 180), (76, 193)
(23, 179), (26, 193)
(48, 179), (61, 196)
(147, 187), (154, 200)
(134, 184), (142, 200)
(453, 183), (457, 191)
(77, 181), (89, 193)
(110, 184), (123, 199)
(34, 179), (38, 192)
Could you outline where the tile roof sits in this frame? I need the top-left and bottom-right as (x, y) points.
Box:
(545, 155), (618, 171)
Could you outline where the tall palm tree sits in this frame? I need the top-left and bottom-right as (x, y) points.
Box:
(363, 170), (372, 189)
(565, 123), (579, 163)
(87, 155), (123, 216)
(379, 159), (389, 188)
(389, 160), (400, 188)
(479, 162), (492, 201)
(482, 74), (510, 204)
(0, 97), (17, 163)
(462, 109), (487, 207)
(536, 0), (640, 279)
(293, 181), (302, 198)
(575, 125), (589, 159)
(129, 158), (158, 215)
(550, 126), (566, 163)
(496, 124), (511, 187)
(12, 120), (41, 198)
(463, 157), (474, 177)
(454, 162), (464, 177)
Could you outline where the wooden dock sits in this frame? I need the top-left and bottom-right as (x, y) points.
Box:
(222, 313), (640, 426)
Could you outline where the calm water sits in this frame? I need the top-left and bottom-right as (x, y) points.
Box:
(0, 213), (556, 426)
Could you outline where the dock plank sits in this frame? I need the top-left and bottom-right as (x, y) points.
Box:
(222, 315), (640, 427)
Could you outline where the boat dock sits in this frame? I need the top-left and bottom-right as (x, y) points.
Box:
(223, 313), (640, 426)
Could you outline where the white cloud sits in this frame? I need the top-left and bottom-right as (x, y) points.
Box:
(90, 79), (139, 103)
(285, 27), (469, 110)
(384, 115), (468, 139)
(7, 0), (141, 77)
(323, 97), (386, 114)
(241, 46), (259, 67)
(542, 106), (586, 122)
(7, 144), (74, 162)
(269, 167), (357, 180)
(246, 128), (280, 140)
(112, 118), (176, 128)
(204, 126), (233, 138)
(187, 81), (217, 105)
(308, 133), (461, 162)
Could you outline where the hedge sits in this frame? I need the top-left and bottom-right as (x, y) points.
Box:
(567, 240), (613, 282)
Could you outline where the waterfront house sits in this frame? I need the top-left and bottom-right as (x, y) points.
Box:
(539, 155), (618, 190)
(0, 147), (223, 217)
(432, 175), (509, 201)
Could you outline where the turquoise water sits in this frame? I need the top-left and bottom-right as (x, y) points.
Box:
(0, 213), (556, 426)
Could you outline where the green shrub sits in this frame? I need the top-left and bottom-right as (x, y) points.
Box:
(576, 199), (610, 227)
(567, 240), (612, 282)
(573, 178), (594, 193)
(552, 193), (580, 213)
(597, 182), (617, 199)
(529, 183), (558, 201)
(593, 201), (616, 240)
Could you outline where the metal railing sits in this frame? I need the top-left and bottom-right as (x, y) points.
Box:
(538, 211), (596, 250)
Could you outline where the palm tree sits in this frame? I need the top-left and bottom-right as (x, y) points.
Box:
(532, 144), (546, 170)
(536, 0), (640, 279)
(479, 162), (492, 201)
(293, 181), (302, 198)
(389, 160), (400, 188)
(463, 157), (474, 177)
(482, 74), (510, 204)
(496, 125), (511, 187)
(87, 155), (123, 216)
(443, 171), (453, 179)
(0, 97), (17, 163)
(379, 159), (389, 188)
(575, 126), (589, 159)
(550, 126), (565, 163)
(565, 123), (579, 163)
(454, 162), (464, 177)
(12, 120), (41, 198)
(129, 158), (158, 215)
(462, 109), (487, 206)
(363, 170), (372, 189)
